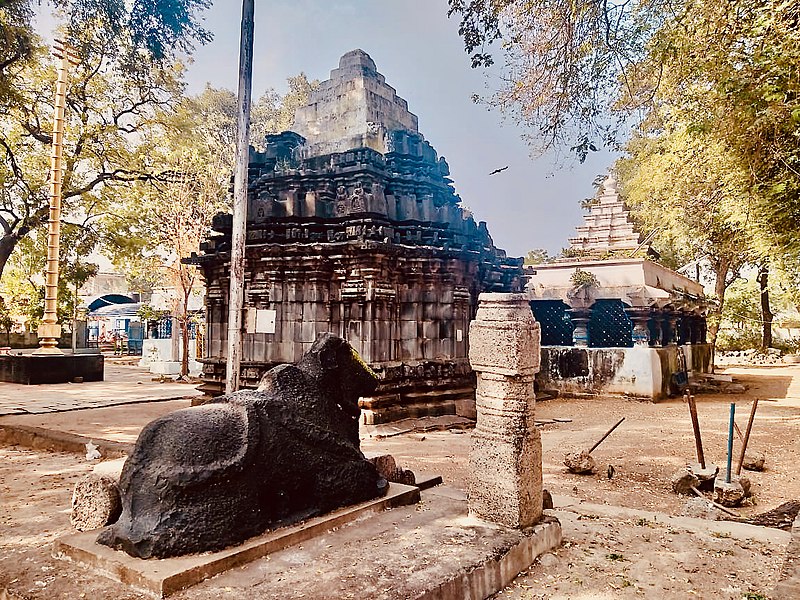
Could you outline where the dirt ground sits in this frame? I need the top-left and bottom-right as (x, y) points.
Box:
(1, 364), (798, 599)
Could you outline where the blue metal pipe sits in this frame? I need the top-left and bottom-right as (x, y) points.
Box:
(726, 403), (735, 483)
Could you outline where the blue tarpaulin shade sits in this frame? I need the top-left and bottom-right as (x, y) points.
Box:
(86, 294), (137, 315)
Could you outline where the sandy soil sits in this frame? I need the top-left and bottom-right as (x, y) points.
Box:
(0, 364), (797, 599)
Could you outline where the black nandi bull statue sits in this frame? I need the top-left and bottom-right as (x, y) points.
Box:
(97, 333), (387, 559)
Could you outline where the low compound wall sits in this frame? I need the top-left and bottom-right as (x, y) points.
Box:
(537, 344), (711, 400)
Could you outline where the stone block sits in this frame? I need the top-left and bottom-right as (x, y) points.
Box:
(400, 320), (418, 340)
(399, 338), (420, 361)
(422, 321), (439, 340)
(470, 321), (541, 376)
(469, 426), (542, 529)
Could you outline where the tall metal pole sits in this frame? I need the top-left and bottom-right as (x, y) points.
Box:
(225, 0), (255, 393)
(34, 41), (79, 355)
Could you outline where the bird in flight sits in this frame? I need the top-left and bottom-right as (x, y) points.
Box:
(489, 166), (509, 175)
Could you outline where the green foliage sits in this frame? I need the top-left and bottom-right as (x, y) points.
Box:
(448, 0), (663, 156)
(250, 74), (319, 150)
(449, 0), (800, 260)
(137, 303), (168, 322)
(716, 328), (763, 353)
(524, 248), (550, 265)
(570, 268), (599, 288)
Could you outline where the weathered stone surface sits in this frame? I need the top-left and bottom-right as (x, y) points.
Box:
(468, 294), (543, 529)
(739, 474), (752, 497)
(773, 513), (800, 599)
(679, 497), (725, 520)
(71, 474), (121, 532)
(564, 451), (596, 475)
(713, 477), (746, 508)
(671, 468), (700, 495)
(365, 453), (416, 485)
(688, 462), (719, 490)
(97, 334), (387, 559)
(743, 451), (766, 471)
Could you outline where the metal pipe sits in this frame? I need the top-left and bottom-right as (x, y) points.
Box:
(225, 0), (255, 393)
(686, 394), (705, 469)
(735, 398), (759, 475)
(726, 403), (735, 483)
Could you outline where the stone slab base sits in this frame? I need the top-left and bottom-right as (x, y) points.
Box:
(54, 485), (561, 599)
(0, 353), (104, 384)
(54, 483), (421, 597)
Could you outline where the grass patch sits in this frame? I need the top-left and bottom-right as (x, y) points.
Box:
(711, 531), (732, 539)
(606, 553), (627, 562)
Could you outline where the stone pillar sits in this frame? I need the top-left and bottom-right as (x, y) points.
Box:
(568, 307), (591, 347)
(649, 310), (661, 348)
(467, 293), (542, 529)
(666, 311), (680, 345)
(624, 307), (651, 347)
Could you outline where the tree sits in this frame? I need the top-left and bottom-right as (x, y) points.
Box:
(447, 0), (663, 157)
(0, 0), (213, 282)
(617, 123), (754, 359)
(0, 0), (211, 80)
(524, 248), (550, 265)
(0, 29), (188, 282)
(448, 0), (800, 257)
(108, 77), (316, 377)
(250, 73), (318, 150)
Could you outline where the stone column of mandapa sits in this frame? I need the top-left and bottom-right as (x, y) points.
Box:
(467, 293), (542, 529)
(624, 307), (652, 347)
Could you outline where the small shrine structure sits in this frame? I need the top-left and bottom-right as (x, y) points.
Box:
(526, 175), (710, 399)
(191, 50), (523, 423)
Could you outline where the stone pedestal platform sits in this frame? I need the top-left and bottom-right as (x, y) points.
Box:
(0, 353), (104, 384)
(54, 484), (561, 599)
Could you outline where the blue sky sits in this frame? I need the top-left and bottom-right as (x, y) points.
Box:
(182, 1), (616, 257)
(39, 0), (616, 257)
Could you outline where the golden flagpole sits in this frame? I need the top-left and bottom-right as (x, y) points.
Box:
(34, 40), (79, 355)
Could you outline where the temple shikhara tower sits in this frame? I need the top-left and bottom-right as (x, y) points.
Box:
(568, 175), (642, 255)
(192, 50), (523, 423)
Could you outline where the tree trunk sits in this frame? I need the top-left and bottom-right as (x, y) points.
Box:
(708, 258), (731, 372)
(181, 318), (190, 377)
(180, 287), (191, 377)
(757, 265), (773, 350)
(0, 233), (19, 282)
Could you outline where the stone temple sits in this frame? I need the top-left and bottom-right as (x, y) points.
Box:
(527, 175), (711, 400)
(191, 50), (523, 423)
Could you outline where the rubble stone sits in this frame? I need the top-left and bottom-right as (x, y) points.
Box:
(70, 474), (121, 532)
(679, 497), (725, 520)
(688, 463), (718, 490)
(564, 451), (596, 475)
(743, 451), (766, 471)
(714, 477), (746, 507)
(671, 468), (700, 495)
